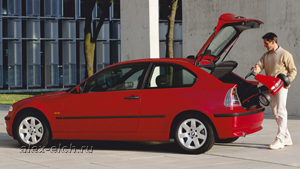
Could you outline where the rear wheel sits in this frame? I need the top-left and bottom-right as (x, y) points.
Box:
(15, 112), (50, 147)
(174, 115), (214, 154)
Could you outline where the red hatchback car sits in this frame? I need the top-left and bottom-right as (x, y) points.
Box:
(5, 14), (266, 154)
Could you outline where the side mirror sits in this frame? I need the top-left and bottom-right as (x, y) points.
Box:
(124, 82), (134, 89)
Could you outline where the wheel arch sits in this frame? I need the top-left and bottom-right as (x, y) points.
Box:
(169, 110), (218, 140)
(12, 107), (53, 140)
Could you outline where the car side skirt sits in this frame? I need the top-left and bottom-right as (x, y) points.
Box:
(52, 131), (170, 142)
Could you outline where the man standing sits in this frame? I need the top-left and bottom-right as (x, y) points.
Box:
(252, 32), (297, 150)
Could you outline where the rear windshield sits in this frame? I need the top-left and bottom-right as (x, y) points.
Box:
(203, 26), (237, 57)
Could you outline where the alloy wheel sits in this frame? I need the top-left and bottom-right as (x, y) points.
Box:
(177, 118), (207, 150)
(18, 116), (44, 145)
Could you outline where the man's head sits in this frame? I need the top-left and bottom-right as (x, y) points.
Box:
(262, 32), (278, 51)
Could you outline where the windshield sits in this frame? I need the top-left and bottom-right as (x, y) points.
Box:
(204, 26), (237, 57)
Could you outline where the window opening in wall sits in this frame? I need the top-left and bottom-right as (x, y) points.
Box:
(2, 18), (7, 37)
(22, 20), (26, 38)
(80, 0), (85, 18)
(44, 0), (62, 17)
(113, 0), (120, 19)
(159, 0), (182, 20)
(159, 0), (183, 58)
(58, 40), (63, 86)
(2, 0), (8, 15)
(96, 0), (109, 18)
(22, 39), (27, 88)
(7, 0), (21, 16)
(40, 0), (44, 16)
(26, 0), (41, 16)
(3, 41), (8, 88)
(0, 0), (121, 90)
(63, 0), (74, 17)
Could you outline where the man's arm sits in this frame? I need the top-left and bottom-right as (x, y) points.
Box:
(284, 53), (297, 83)
(252, 55), (265, 74)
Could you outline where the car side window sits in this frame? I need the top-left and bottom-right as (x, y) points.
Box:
(81, 63), (147, 93)
(147, 63), (197, 88)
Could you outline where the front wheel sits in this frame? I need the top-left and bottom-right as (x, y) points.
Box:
(174, 115), (215, 154)
(15, 113), (50, 147)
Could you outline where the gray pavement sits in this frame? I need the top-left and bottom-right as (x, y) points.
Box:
(0, 109), (299, 169)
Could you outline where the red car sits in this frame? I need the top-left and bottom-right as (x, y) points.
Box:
(6, 14), (270, 154)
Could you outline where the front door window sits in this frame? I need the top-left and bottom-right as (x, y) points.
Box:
(81, 63), (148, 92)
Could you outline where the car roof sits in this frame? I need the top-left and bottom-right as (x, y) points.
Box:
(112, 58), (195, 66)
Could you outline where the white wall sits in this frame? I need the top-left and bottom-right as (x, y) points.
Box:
(183, 0), (300, 115)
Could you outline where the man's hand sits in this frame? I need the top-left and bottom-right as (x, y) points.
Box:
(251, 65), (257, 71)
(284, 85), (291, 89)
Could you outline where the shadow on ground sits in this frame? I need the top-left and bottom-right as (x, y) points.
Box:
(0, 132), (178, 154)
(1, 132), (271, 154)
(47, 140), (178, 154)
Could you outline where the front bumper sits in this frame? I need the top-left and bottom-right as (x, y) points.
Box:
(5, 114), (13, 137)
(213, 107), (265, 139)
(4, 115), (10, 121)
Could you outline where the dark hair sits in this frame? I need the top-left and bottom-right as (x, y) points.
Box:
(262, 32), (277, 43)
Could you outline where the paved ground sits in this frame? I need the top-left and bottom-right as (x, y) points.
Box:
(0, 107), (299, 169)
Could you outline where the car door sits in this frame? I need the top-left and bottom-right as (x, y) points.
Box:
(138, 63), (198, 132)
(62, 62), (149, 132)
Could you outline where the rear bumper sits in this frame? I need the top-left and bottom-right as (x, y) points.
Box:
(213, 108), (265, 139)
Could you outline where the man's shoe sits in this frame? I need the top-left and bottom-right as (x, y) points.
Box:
(284, 138), (293, 146)
(269, 138), (284, 150)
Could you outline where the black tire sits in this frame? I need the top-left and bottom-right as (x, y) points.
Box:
(174, 115), (215, 154)
(259, 91), (271, 106)
(276, 74), (290, 87)
(216, 137), (239, 143)
(15, 112), (50, 147)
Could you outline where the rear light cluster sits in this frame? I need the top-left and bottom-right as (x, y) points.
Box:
(224, 87), (241, 107)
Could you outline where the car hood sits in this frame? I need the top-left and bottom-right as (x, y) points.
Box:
(195, 13), (263, 65)
(12, 90), (67, 108)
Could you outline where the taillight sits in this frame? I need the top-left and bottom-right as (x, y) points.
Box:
(224, 87), (241, 107)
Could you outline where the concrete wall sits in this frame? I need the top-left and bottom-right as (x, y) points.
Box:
(182, 0), (300, 116)
(120, 0), (159, 61)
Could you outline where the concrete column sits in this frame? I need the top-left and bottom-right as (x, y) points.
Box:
(121, 0), (159, 61)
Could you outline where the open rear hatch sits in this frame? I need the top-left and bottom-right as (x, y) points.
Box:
(194, 13), (263, 66)
(195, 13), (264, 109)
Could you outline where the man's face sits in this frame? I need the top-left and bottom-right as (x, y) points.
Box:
(263, 39), (275, 51)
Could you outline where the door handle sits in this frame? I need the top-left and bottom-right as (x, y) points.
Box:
(124, 96), (139, 100)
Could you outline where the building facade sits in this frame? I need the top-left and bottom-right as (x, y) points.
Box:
(0, 0), (182, 91)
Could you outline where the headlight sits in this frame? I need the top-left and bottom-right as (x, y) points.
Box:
(9, 106), (13, 112)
